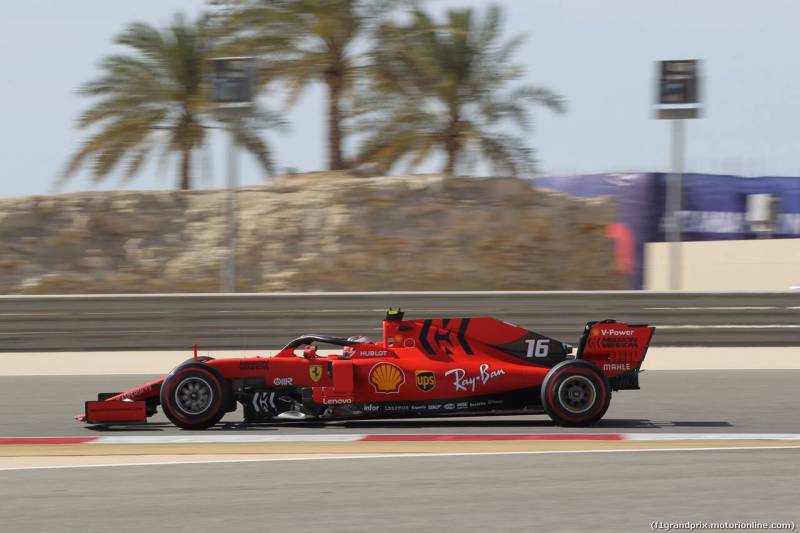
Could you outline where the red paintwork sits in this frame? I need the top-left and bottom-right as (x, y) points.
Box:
(580, 321), (655, 377)
(78, 315), (654, 425)
(606, 223), (635, 274)
(84, 400), (147, 424)
(104, 378), (165, 405)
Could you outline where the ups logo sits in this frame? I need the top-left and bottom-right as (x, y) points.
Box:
(415, 370), (436, 392)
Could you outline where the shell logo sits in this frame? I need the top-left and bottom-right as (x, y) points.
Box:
(368, 362), (405, 394)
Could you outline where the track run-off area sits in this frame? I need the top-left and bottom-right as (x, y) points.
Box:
(1, 351), (798, 532)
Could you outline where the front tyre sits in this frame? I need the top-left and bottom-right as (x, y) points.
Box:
(541, 360), (611, 427)
(160, 363), (228, 430)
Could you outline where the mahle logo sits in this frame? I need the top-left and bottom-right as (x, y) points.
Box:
(415, 370), (436, 392)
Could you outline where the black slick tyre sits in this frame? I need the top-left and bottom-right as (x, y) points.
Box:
(541, 360), (611, 427)
(181, 356), (215, 365)
(160, 363), (228, 430)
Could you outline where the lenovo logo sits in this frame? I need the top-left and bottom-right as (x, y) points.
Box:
(324, 398), (352, 405)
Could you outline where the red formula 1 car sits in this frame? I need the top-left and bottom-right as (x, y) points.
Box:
(77, 309), (655, 429)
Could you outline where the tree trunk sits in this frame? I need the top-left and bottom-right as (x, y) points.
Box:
(326, 78), (345, 171)
(442, 103), (460, 176)
(443, 140), (458, 176)
(179, 148), (191, 190)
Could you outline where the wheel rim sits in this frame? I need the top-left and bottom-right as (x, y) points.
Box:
(174, 376), (214, 415)
(557, 375), (597, 414)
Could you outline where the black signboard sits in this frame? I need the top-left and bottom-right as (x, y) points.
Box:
(655, 59), (701, 119)
(208, 57), (255, 104)
(657, 60), (700, 105)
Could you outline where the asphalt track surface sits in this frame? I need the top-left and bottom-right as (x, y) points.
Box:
(1, 370), (798, 436)
(2, 371), (799, 533)
(0, 449), (797, 532)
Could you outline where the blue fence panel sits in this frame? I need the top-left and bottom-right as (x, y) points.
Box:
(536, 173), (800, 289)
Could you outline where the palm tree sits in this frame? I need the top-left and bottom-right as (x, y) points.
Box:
(216, 0), (391, 171)
(62, 13), (277, 190)
(357, 5), (565, 177)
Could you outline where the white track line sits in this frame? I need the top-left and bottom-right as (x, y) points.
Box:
(5, 433), (800, 445)
(623, 433), (800, 441)
(89, 433), (800, 444)
(1, 445), (799, 472)
(92, 434), (364, 444)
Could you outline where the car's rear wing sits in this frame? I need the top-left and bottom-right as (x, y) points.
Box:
(576, 320), (655, 390)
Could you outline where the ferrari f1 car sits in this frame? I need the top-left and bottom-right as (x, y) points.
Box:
(77, 309), (655, 429)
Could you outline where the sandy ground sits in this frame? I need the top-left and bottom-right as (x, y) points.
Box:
(0, 347), (797, 376)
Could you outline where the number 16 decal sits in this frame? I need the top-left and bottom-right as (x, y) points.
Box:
(524, 339), (550, 358)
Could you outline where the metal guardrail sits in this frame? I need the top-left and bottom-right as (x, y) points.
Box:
(0, 292), (798, 351)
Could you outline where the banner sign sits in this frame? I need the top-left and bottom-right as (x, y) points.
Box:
(534, 173), (800, 289)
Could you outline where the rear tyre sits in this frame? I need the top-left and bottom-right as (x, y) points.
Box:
(160, 363), (228, 430)
(541, 360), (611, 427)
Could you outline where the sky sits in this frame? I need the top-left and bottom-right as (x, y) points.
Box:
(2, 0), (800, 198)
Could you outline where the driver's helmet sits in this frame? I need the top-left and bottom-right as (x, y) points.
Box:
(346, 335), (371, 344)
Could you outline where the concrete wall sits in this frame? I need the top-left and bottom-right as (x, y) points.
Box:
(645, 239), (800, 290)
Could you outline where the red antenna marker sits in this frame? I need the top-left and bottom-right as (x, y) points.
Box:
(194, 343), (198, 361)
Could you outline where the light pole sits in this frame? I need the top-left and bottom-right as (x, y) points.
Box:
(655, 60), (702, 290)
(667, 119), (684, 290)
(223, 120), (239, 293)
(208, 57), (256, 293)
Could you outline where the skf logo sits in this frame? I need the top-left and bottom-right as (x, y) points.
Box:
(309, 365), (323, 383)
(368, 362), (405, 394)
(415, 370), (436, 392)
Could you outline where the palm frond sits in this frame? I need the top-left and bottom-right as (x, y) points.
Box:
(214, 0), (398, 170)
(62, 12), (280, 189)
(477, 132), (537, 177)
(357, 3), (564, 176)
(59, 110), (162, 186)
(231, 122), (275, 175)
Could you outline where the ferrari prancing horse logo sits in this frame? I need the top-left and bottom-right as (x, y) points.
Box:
(309, 365), (323, 383)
